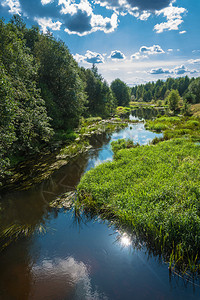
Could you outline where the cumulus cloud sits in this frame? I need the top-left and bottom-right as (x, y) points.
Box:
(109, 50), (126, 60)
(59, 0), (118, 36)
(149, 65), (198, 76)
(1, 0), (21, 14)
(94, 0), (187, 29)
(173, 65), (188, 74)
(150, 68), (170, 74)
(131, 45), (165, 60)
(94, 0), (172, 15)
(154, 3), (187, 33)
(173, 65), (197, 75)
(34, 17), (62, 33)
(73, 50), (104, 64)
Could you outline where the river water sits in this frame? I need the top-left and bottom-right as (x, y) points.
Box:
(0, 114), (199, 300)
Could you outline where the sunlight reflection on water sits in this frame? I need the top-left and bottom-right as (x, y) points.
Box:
(120, 233), (132, 247)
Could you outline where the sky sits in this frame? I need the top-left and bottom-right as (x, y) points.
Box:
(0, 0), (200, 86)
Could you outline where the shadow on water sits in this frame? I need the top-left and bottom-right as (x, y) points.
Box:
(0, 112), (200, 299)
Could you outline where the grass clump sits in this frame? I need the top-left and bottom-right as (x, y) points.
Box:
(53, 130), (79, 143)
(111, 139), (139, 154)
(146, 116), (200, 142)
(77, 138), (200, 273)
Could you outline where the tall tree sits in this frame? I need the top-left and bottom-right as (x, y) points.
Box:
(34, 34), (87, 129)
(167, 90), (181, 113)
(111, 79), (131, 106)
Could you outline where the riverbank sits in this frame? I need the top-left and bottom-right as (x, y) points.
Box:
(76, 114), (200, 274)
(0, 117), (132, 192)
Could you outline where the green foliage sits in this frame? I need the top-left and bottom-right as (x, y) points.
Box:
(53, 130), (78, 142)
(111, 78), (131, 106)
(0, 18), (53, 183)
(34, 34), (87, 130)
(81, 117), (102, 126)
(77, 139), (200, 271)
(145, 116), (200, 141)
(0, 17), (117, 182)
(111, 139), (139, 155)
(81, 67), (116, 118)
(187, 78), (200, 104)
(132, 76), (192, 103)
(167, 90), (181, 113)
(181, 101), (191, 116)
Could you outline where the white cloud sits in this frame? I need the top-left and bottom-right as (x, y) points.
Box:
(74, 50), (104, 64)
(131, 45), (165, 60)
(34, 17), (62, 33)
(94, 0), (174, 20)
(1, 0), (21, 14)
(188, 59), (200, 64)
(179, 30), (186, 34)
(73, 53), (86, 63)
(173, 65), (197, 75)
(150, 68), (170, 74)
(108, 50), (126, 60)
(149, 64), (198, 76)
(154, 4), (187, 33)
(137, 11), (151, 21)
(58, 0), (118, 36)
(41, 0), (54, 5)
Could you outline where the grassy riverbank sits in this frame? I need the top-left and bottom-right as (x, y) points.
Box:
(145, 116), (200, 142)
(0, 117), (128, 192)
(77, 116), (200, 273)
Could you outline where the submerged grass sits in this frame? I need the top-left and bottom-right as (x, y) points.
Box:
(77, 138), (200, 273)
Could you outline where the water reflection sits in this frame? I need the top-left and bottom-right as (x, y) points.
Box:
(119, 233), (132, 248)
(131, 107), (165, 120)
(31, 257), (108, 300)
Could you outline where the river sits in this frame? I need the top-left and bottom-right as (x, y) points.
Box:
(0, 113), (199, 300)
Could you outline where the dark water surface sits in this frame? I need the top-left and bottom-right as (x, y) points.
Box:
(0, 117), (200, 300)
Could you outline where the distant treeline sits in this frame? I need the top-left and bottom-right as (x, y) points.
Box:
(131, 76), (200, 103)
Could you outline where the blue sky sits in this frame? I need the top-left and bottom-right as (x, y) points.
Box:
(1, 0), (200, 85)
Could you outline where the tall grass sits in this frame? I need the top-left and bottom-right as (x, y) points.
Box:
(145, 116), (200, 141)
(77, 138), (200, 273)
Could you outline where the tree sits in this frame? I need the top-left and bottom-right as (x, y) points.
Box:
(83, 67), (116, 117)
(111, 79), (131, 106)
(187, 78), (200, 104)
(167, 90), (181, 114)
(34, 34), (87, 129)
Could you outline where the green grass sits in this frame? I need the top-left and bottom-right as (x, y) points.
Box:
(77, 138), (200, 273)
(145, 116), (200, 142)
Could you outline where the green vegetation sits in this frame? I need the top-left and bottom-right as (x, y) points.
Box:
(167, 90), (181, 114)
(191, 103), (200, 117)
(1, 117), (128, 192)
(0, 16), (116, 184)
(145, 116), (200, 142)
(111, 139), (139, 153)
(131, 76), (196, 103)
(111, 78), (131, 106)
(77, 138), (200, 273)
